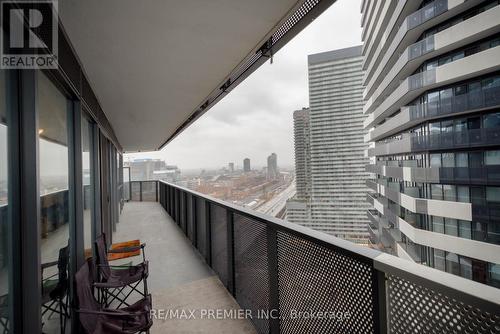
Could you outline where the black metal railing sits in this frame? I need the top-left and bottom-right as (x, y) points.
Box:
(157, 180), (500, 334)
(409, 85), (500, 121)
(1, 189), (73, 269)
(126, 180), (159, 202)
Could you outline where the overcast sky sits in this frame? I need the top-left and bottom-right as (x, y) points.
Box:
(125, 0), (362, 171)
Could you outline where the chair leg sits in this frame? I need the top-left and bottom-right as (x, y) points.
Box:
(59, 299), (63, 334)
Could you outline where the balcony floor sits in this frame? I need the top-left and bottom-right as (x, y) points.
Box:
(114, 201), (257, 334)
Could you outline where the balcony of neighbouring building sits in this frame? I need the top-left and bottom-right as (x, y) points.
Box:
(114, 180), (500, 333)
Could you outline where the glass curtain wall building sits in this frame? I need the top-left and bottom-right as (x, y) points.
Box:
(362, 0), (500, 287)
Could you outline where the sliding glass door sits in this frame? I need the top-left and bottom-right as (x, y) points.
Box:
(38, 72), (71, 333)
(81, 114), (96, 259)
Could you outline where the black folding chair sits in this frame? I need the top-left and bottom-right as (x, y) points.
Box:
(95, 234), (148, 308)
(76, 259), (152, 334)
(0, 295), (8, 334)
(41, 244), (70, 334)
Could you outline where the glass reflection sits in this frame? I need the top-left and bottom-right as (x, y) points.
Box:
(0, 71), (11, 332)
(38, 73), (70, 333)
(82, 116), (93, 257)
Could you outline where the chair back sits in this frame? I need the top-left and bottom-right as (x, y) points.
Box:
(75, 259), (101, 333)
(48, 243), (70, 299)
(95, 234), (111, 278)
(57, 244), (69, 285)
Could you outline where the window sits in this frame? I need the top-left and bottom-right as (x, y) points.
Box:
(456, 152), (468, 167)
(485, 150), (500, 165)
(446, 252), (460, 275)
(483, 77), (500, 89)
(426, 60), (438, 70)
(483, 112), (500, 128)
(38, 72), (71, 331)
(433, 249), (446, 271)
(432, 216), (444, 233)
(429, 121), (440, 134)
(486, 187), (500, 203)
(430, 153), (441, 167)
(469, 151), (483, 168)
(460, 257), (472, 279)
(454, 84), (467, 96)
(438, 55), (452, 66)
(441, 119), (453, 133)
(0, 71), (10, 330)
(471, 187), (485, 205)
(427, 91), (440, 109)
(443, 184), (456, 201)
(468, 81), (481, 92)
(459, 220), (472, 239)
(457, 186), (470, 203)
(442, 153), (454, 167)
(454, 118), (467, 132)
(489, 264), (500, 286)
(431, 184), (443, 200)
(467, 116), (481, 130)
(445, 218), (458, 236)
(82, 116), (94, 253)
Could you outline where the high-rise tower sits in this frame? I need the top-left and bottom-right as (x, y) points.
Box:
(362, 0), (500, 287)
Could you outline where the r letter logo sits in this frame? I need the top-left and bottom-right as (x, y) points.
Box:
(1, 1), (58, 69)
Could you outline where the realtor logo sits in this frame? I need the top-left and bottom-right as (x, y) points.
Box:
(1, 0), (58, 69)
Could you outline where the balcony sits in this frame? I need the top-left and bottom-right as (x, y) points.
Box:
(113, 200), (256, 333)
(115, 180), (500, 333)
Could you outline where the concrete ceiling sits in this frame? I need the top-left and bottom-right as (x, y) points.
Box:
(59, 0), (303, 152)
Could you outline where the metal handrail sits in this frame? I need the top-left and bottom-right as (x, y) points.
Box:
(158, 179), (500, 327)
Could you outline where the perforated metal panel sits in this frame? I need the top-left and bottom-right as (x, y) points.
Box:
(187, 194), (195, 243)
(210, 203), (228, 287)
(130, 182), (140, 201)
(272, 0), (320, 43)
(276, 230), (376, 334)
(387, 274), (500, 334)
(195, 197), (208, 260)
(175, 189), (180, 224)
(169, 186), (174, 216)
(234, 214), (270, 334)
(180, 191), (186, 232)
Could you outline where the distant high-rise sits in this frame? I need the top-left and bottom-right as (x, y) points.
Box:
(293, 108), (311, 199)
(243, 158), (251, 172)
(362, 0), (500, 287)
(286, 109), (311, 225)
(228, 162), (234, 173)
(126, 158), (180, 182)
(287, 46), (370, 244)
(267, 153), (278, 180)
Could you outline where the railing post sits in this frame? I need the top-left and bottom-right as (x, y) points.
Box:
(226, 210), (235, 296)
(155, 181), (158, 202)
(206, 201), (212, 266)
(266, 227), (280, 334)
(183, 191), (188, 234)
(373, 269), (388, 334)
(139, 181), (143, 202)
(192, 196), (198, 248)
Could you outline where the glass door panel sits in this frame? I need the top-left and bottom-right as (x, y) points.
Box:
(38, 72), (70, 333)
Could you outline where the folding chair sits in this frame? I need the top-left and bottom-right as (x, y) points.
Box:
(76, 259), (152, 334)
(95, 234), (149, 308)
(41, 244), (70, 334)
(0, 295), (8, 334)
